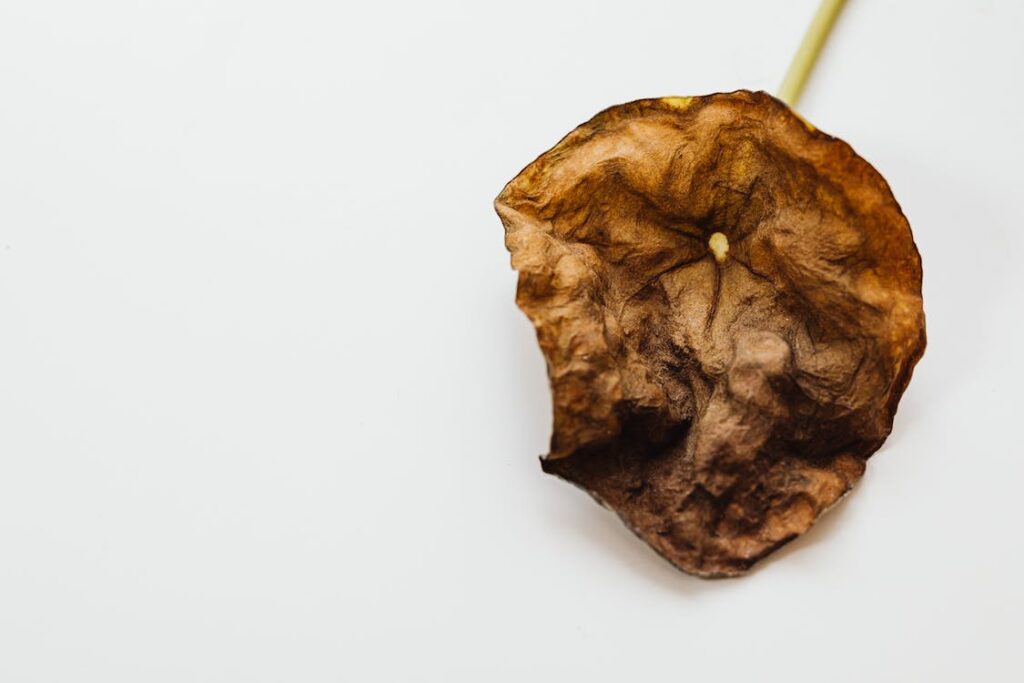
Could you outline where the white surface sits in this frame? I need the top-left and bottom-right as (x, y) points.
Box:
(1, 1), (1022, 680)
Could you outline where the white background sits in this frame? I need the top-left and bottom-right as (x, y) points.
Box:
(1, 1), (1022, 680)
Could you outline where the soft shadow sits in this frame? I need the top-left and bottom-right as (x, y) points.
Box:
(881, 143), (1011, 419)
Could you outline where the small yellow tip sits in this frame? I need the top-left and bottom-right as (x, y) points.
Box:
(661, 96), (694, 110)
(708, 232), (729, 263)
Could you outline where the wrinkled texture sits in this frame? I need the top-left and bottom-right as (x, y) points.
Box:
(496, 91), (925, 577)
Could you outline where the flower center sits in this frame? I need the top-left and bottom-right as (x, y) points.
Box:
(708, 232), (729, 263)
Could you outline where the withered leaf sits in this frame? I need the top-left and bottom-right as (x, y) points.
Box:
(496, 91), (925, 577)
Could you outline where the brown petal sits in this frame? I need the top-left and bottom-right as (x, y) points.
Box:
(495, 90), (925, 577)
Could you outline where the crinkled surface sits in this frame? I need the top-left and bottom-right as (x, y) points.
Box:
(496, 91), (925, 577)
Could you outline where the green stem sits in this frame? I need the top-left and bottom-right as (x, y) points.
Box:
(777, 0), (848, 108)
